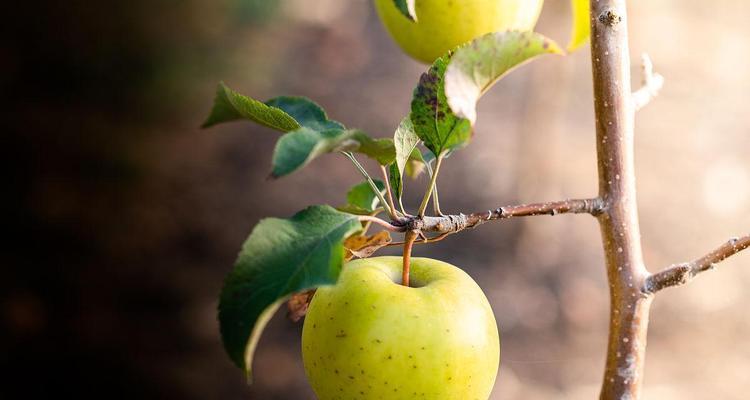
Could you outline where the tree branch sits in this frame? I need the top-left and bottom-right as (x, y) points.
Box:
(643, 234), (750, 294)
(590, 2), (653, 399)
(410, 198), (603, 233)
(632, 53), (664, 111)
(368, 198), (602, 235)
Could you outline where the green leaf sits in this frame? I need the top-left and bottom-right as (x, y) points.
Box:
(444, 31), (563, 124)
(393, 117), (420, 180)
(404, 150), (425, 178)
(270, 129), (397, 178)
(411, 55), (472, 158)
(265, 96), (345, 132)
(393, 0), (417, 21)
(271, 128), (361, 178)
(346, 180), (386, 213)
(568, 0), (591, 52)
(218, 206), (362, 375)
(203, 83), (396, 174)
(388, 162), (402, 201)
(389, 117), (421, 203)
(202, 82), (301, 131)
(354, 135), (397, 166)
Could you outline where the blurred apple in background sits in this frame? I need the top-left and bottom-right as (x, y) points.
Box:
(374, 0), (544, 63)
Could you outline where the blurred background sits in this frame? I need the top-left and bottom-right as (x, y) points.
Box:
(4, 0), (750, 399)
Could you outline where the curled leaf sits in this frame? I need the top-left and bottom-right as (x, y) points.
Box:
(286, 290), (316, 322)
(202, 82), (300, 131)
(344, 231), (393, 260)
(444, 31), (563, 124)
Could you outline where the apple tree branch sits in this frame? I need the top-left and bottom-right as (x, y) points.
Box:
(644, 234), (750, 294)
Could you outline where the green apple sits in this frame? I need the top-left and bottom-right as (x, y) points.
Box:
(302, 256), (500, 400)
(374, 0), (545, 63)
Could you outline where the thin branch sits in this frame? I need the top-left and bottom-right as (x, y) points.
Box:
(357, 216), (402, 232)
(406, 198), (603, 233)
(632, 53), (664, 111)
(644, 234), (750, 294)
(387, 231), (453, 246)
(359, 208), (384, 236)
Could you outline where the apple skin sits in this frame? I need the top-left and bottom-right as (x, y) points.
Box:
(301, 256), (500, 400)
(374, 0), (544, 64)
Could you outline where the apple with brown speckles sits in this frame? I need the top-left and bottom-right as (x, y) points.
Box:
(302, 256), (500, 399)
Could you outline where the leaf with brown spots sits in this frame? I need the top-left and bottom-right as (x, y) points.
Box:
(344, 231), (392, 260)
(411, 54), (472, 158)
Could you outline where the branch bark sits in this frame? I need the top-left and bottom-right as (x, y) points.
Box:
(368, 198), (602, 235)
(407, 198), (603, 232)
(644, 234), (750, 293)
(590, 1), (653, 399)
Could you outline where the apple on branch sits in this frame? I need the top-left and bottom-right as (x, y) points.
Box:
(302, 256), (500, 400)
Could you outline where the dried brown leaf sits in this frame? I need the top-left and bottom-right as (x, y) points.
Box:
(286, 290), (316, 322)
(344, 231), (392, 260)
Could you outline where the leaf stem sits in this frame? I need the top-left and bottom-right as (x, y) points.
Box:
(341, 152), (396, 220)
(359, 208), (384, 236)
(358, 215), (401, 232)
(402, 230), (418, 287)
(380, 165), (401, 218)
(417, 154), (444, 217)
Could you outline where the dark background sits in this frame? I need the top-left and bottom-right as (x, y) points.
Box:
(4, 1), (750, 399)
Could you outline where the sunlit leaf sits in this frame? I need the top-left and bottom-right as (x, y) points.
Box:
(445, 31), (563, 124)
(202, 82), (300, 131)
(567, 0), (591, 52)
(404, 149), (425, 178)
(394, 117), (420, 179)
(218, 206), (362, 375)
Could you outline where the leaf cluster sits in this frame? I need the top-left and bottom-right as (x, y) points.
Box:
(203, 16), (584, 376)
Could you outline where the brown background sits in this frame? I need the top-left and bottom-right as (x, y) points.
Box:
(4, 0), (750, 399)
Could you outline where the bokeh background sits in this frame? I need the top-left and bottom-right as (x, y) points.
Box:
(4, 0), (750, 399)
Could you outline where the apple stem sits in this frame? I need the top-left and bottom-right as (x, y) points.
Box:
(401, 230), (418, 287)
